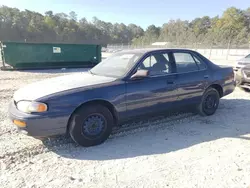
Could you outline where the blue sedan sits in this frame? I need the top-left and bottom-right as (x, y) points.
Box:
(9, 49), (236, 147)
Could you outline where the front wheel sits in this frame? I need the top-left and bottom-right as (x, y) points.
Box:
(69, 104), (114, 147)
(197, 88), (220, 116)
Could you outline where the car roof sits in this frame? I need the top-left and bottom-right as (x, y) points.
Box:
(117, 48), (195, 54)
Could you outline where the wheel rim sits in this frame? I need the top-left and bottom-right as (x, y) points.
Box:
(203, 93), (218, 113)
(82, 113), (106, 138)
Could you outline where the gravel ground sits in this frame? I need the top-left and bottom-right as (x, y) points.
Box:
(1, 66), (250, 188)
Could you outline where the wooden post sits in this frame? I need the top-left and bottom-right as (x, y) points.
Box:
(226, 39), (231, 60)
(209, 45), (212, 59)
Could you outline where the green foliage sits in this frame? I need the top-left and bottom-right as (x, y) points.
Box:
(0, 5), (249, 47)
(134, 7), (250, 47)
(0, 6), (144, 44)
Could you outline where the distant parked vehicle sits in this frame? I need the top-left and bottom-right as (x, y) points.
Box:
(234, 54), (250, 91)
(234, 54), (250, 70)
(235, 64), (250, 91)
(9, 49), (236, 147)
(101, 47), (107, 52)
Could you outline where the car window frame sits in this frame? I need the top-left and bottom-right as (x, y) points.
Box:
(122, 50), (175, 81)
(138, 54), (158, 69)
(138, 50), (173, 78)
(245, 54), (250, 59)
(124, 50), (208, 80)
(172, 51), (207, 74)
(135, 50), (174, 78)
(191, 52), (207, 70)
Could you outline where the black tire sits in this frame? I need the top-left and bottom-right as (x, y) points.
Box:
(240, 87), (250, 92)
(69, 104), (114, 147)
(197, 87), (220, 116)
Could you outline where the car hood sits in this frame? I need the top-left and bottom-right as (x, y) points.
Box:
(238, 58), (250, 63)
(13, 72), (116, 102)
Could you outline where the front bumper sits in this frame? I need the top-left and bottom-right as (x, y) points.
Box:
(235, 68), (250, 84)
(8, 100), (68, 137)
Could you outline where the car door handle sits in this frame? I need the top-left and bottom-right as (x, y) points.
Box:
(167, 80), (175, 84)
(204, 75), (209, 79)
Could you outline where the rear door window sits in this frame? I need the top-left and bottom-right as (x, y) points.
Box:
(192, 54), (207, 70)
(173, 52), (199, 73)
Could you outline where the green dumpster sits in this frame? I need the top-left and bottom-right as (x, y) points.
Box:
(0, 42), (102, 70)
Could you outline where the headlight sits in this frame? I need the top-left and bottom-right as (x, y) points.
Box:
(242, 70), (250, 78)
(16, 101), (48, 113)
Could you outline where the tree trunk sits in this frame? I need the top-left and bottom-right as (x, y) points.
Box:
(226, 38), (232, 60)
(209, 44), (212, 59)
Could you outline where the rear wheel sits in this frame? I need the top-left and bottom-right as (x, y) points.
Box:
(69, 104), (114, 147)
(197, 88), (220, 116)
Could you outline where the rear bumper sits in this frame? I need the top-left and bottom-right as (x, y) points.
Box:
(8, 100), (68, 137)
(222, 79), (236, 97)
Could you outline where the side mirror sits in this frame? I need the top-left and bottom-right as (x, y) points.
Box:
(131, 69), (149, 80)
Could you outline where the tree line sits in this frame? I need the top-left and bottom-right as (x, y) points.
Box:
(133, 7), (250, 48)
(0, 6), (250, 48)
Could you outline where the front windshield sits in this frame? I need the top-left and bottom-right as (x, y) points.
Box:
(90, 51), (143, 78)
(245, 54), (250, 59)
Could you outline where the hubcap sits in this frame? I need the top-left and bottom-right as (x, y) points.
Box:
(204, 94), (217, 110)
(82, 114), (106, 137)
(205, 96), (215, 109)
